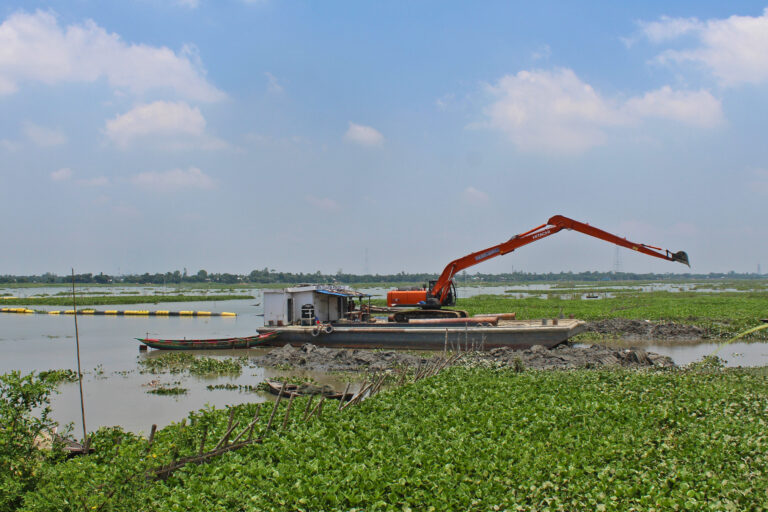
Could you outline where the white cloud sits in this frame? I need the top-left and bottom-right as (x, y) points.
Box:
(463, 186), (489, 204)
(642, 9), (768, 86)
(623, 86), (723, 128)
(306, 195), (340, 211)
(105, 101), (206, 148)
(0, 10), (224, 101)
(265, 72), (283, 94)
(131, 167), (215, 191)
(344, 122), (384, 147)
(480, 68), (722, 153)
(50, 167), (72, 181)
(176, 0), (200, 8)
(481, 68), (624, 153)
(23, 122), (66, 146)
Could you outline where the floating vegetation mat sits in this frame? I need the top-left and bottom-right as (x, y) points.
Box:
(15, 366), (768, 510)
(138, 353), (246, 376)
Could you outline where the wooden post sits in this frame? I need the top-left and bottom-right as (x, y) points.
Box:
(338, 382), (352, 410)
(247, 404), (261, 442)
(146, 424), (157, 452)
(444, 328), (448, 357)
(281, 393), (296, 431)
(306, 396), (325, 422)
(265, 382), (286, 433)
(302, 395), (315, 422)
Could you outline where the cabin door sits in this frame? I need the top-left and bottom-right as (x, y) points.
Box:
(286, 298), (294, 323)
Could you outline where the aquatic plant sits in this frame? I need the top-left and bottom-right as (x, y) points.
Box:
(147, 385), (188, 396)
(138, 353), (244, 377)
(16, 366), (768, 510)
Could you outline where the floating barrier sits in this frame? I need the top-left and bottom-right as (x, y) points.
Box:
(1, 307), (236, 317)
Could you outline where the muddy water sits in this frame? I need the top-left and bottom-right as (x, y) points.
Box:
(2, 289), (767, 435)
(0, 296), (358, 434)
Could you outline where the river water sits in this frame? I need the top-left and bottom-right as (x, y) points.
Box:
(2, 286), (767, 435)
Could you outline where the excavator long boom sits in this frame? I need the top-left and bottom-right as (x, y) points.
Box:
(413, 214), (689, 308)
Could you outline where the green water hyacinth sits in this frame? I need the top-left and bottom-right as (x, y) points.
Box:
(14, 366), (768, 511)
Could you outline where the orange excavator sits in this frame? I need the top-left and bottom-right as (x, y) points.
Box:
(386, 215), (689, 321)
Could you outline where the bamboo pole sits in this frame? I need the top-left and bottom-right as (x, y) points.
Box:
(71, 269), (88, 448)
(338, 382), (352, 410)
(265, 382), (286, 433)
(247, 404), (261, 442)
(281, 393), (296, 431)
(302, 395), (315, 422)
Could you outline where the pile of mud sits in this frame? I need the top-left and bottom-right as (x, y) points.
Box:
(252, 342), (675, 372)
(477, 344), (674, 370)
(584, 318), (705, 340)
(253, 343), (429, 372)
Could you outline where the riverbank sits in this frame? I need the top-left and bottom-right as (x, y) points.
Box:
(9, 365), (767, 511)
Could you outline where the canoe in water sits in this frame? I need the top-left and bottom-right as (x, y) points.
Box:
(137, 332), (278, 350)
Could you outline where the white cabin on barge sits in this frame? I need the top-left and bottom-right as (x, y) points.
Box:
(263, 285), (369, 326)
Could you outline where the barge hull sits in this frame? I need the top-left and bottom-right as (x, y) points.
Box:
(256, 319), (586, 351)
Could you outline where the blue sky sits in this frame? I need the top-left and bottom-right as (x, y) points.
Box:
(1, 1), (767, 276)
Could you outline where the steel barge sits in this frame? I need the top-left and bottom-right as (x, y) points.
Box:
(256, 318), (585, 350)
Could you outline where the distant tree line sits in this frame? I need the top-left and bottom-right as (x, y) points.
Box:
(0, 268), (764, 285)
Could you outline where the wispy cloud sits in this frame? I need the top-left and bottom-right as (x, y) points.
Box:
(131, 167), (215, 191)
(0, 10), (224, 101)
(463, 186), (489, 204)
(265, 72), (283, 94)
(306, 195), (340, 211)
(78, 176), (109, 187)
(640, 8), (768, 86)
(50, 167), (72, 181)
(176, 0), (200, 8)
(344, 122), (384, 147)
(23, 122), (67, 147)
(479, 68), (722, 153)
(0, 139), (20, 151)
(531, 44), (551, 61)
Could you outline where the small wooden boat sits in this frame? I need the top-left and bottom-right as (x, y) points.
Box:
(137, 332), (278, 350)
(264, 380), (354, 401)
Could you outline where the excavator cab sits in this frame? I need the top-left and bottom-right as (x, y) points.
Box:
(424, 280), (457, 308)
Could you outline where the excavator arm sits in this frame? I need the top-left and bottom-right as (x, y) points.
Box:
(388, 214), (689, 308)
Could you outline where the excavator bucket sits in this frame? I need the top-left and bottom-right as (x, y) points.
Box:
(671, 251), (690, 267)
